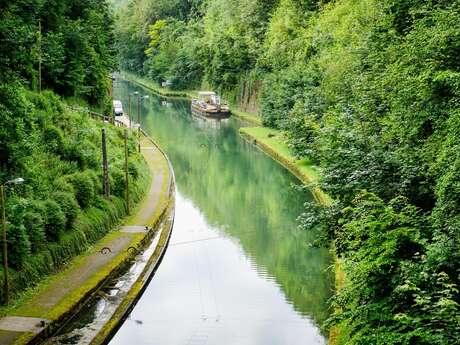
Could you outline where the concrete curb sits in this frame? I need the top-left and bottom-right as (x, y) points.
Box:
(88, 132), (177, 345)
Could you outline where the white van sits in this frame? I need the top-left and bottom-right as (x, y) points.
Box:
(113, 100), (123, 116)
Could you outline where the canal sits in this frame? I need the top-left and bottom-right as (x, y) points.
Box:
(52, 77), (334, 345)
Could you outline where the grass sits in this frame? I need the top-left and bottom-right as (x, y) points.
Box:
(328, 253), (346, 345)
(121, 71), (198, 99)
(230, 107), (262, 126)
(242, 127), (319, 177)
(239, 126), (332, 204)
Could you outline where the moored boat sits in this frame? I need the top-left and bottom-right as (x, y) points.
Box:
(191, 91), (231, 118)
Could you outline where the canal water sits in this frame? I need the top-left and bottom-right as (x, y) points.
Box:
(56, 78), (333, 345)
(108, 79), (334, 345)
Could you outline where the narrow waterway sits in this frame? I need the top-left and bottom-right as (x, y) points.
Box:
(52, 78), (333, 345)
(107, 78), (333, 344)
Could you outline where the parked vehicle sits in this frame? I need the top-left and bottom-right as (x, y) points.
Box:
(113, 100), (124, 116)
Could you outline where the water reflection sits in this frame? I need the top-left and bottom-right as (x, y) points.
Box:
(109, 79), (333, 344)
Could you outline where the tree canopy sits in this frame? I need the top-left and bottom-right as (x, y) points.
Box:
(0, 0), (115, 106)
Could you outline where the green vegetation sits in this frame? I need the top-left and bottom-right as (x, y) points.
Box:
(0, 0), (115, 110)
(239, 127), (329, 205)
(240, 127), (318, 181)
(0, 1), (150, 303)
(0, 87), (149, 301)
(116, 0), (460, 343)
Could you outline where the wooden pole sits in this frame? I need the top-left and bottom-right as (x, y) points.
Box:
(1, 185), (9, 305)
(128, 94), (132, 128)
(101, 128), (110, 198)
(38, 19), (42, 94)
(124, 129), (130, 214)
(137, 96), (141, 153)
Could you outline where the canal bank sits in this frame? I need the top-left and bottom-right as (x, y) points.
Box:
(0, 130), (174, 345)
(239, 127), (331, 205)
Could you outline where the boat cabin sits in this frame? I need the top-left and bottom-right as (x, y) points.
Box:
(191, 91), (230, 118)
(198, 91), (222, 106)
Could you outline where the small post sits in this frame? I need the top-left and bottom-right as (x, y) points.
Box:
(137, 96), (141, 153)
(124, 129), (130, 214)
(1, 185), (9, 305)
(101, 128), (110, 198)
(128, 94), (132, 128)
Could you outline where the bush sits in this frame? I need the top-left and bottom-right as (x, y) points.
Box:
(52, 191), (80, 229)
(3, 198), (31, 268)
(43, 199), (66, 241)
(332, 192), (459, 344)
(109, 166), (125, 197)
(23, 200), (46, 253)
(43, 125), (64, 155)
(53, 177), (75, 194)
(86, 169), (102, 195)
(6, 224), (31, 270)
(128, 160), (140, 180)
(68, 172), (95, 208)
(0, 84), (148, 300)
(62, 139), (99, 169)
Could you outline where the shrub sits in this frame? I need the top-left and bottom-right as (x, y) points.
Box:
(23, 204), (46, 253)
(86, 169), (102, 195)
(43, 199), (66, 241)
(68, 172), (95, 208)
(43, 125), (64, 155)
(128, 160), (140, 179)
(6, 224), (31, 270)
(109, 166), (125, 197)
(53, 177), (75, 194)
(62, 139), (99, 169)
(52, 191), (80, 229)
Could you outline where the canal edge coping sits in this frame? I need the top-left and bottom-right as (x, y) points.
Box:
(87, 131), (177, 345)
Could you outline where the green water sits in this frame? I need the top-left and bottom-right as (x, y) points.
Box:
(109, 78), (333, 344)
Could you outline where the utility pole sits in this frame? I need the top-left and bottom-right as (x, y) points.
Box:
(0, 178), (24, 305)
(1, 185), (9, 305)
(38, 19), (42, 94)
(101, 128), (110, 198)
(124, 129), (130, 214)
(137, 95), (141, 153)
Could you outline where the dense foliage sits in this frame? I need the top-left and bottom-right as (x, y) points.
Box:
(0, 1), (149, 301)
(117, 0), (460, 343)
(0, 0), (115, 108)
(0, 85), (148, 299)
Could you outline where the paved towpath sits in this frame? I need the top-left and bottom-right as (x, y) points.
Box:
(0, 134), (170, 345)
